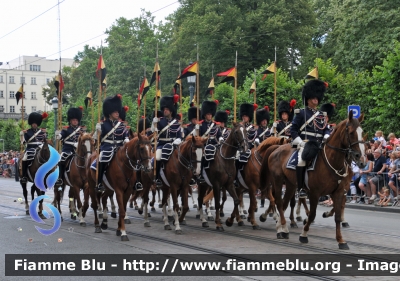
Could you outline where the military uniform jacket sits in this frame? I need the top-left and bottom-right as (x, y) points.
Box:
(23, 128), (47, 149)
(155, 117), (182, 148)
(199, 120), (221, 145)
(184, 123), (196, 138)
(256, 126), (271, 142)
(221, 127), (231, 140)
(60, 126), (85, 153)
(275, 120), (292, 138)
(100, 119), (129, 150)
(291, 107), (330, 142)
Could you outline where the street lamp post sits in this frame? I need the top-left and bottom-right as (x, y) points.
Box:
(51, 96), (58, 146)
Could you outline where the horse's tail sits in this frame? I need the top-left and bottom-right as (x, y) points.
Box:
(203, 189), (214, 204)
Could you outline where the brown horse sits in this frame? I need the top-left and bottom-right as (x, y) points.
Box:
(197, 123), (248, 230)
(160, 135), (207, 233)
(17, 141), (52, 218)
(84, 133), (152, 241)
(54, 133), (94, 225)
(260, 111), (366, 249)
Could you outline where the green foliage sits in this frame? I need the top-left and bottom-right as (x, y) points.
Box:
(0, 119), (20, 151)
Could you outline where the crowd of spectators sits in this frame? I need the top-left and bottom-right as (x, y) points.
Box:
(0, 151), (19, 178)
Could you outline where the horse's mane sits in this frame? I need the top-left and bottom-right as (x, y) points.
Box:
(257, 137), (289, 154)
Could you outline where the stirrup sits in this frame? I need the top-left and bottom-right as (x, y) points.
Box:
(96, 184), (105, 193)
(197, 176), (205, 184)
(155, 179), (162, 187)
(189, 178), (197, 186)
(20, 177), (28, 183)
(55, 178), (63, 185)
(135, 182), (143, 191)
(298, 188), (308, 199)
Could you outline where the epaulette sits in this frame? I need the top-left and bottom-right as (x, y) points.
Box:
(329, 123), (336, 127)
(62, 125), (69, 129)
(198, 120), (204, 124)
(294, 109), (300, 114)
(215, 121), (221, 126)
(185, 123), (191, 126)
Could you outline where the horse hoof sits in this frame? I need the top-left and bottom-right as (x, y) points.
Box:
(26, 210), (29, 215)
(111, 212), (117, 218)
(158, 204), (163, 208)
(219, 212), (224, 217)
(240, 215), (246, 219)
(175, 230), (182, 235)
(303, 219), (307, 225)
(95, 227), (102, 233)
(247, 217), (251, 222)
(61, 217), (64, 222)
(238, 221), (245, 226)
(148, 213), (152, 218)
(80, 222), (86, 227)
(181, 220), (186, 225)
(124, 219), (131, 224)
(144, 222), (151, 227)
(260, 205), (264, 208)
(71, 214), (76, 220)
(207, 216), (214, 221)
(255, 208), (258, 212)
(277, 232), (284, 239)
(116, 230), (121, 236)
(322, 212), (329, 218)
(216, 226), (224, 231)
(202, 222), (209, 228)
(269, 213), (273, 217)
(98, 214), (103, 219)
(282, 232), (289, 239)
(210, 206), (215, 210)
(290, 223), (298, 228)
(342, 222), (350, 228)
(225, 219), (233, 227)
(196, 214), (200, 219)
(243, 210), (248, 214)
(138, 209), (143, 215)
(193, 204), (198, 209)
(39, 213), (47, 220)
(299, 236), (308, 243)
(121, 235), (129, 241)
(164, 225), (171, 230)
(259, 215), (266, 222)
(338, 243), (349, 250)
(129, 203), (133, 208)
(252, 225), (261, 230)
(101, 223), (108, 230)
(151, 207), (156, 212)
(135, 206), (139, 210)
(149, 202), (154, 207)
(296, 216), (302, 222)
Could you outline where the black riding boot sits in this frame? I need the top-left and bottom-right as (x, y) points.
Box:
(155, 161), (162, 187)
(296, 166), (307, 198)
(135, 171), (143, 191)
(56, 162), (65, 186)
(234, 159), (241, 187)
(96, 162), (107, 193)
(197, 158), (206, 183)
(20, 161), (29, 183)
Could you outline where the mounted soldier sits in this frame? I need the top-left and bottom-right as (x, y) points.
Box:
(55, 107), (85, 186)
(215, 110), (230, 140)
(95, 94), (130, 193)
(291, 79), (330, 198)
(239, 103), (257, 148)
(19, 112), (48, 183)
(152, 95), (182, 187)
(254, 106), (271, 146)
(183, 105), (200, 138)
(273, 99), (296, 139)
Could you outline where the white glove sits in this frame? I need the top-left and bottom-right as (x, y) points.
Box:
(20, 131), (24, 136)
(55, 130), (61, 136)
(323, 134), (330, 143)
(254, 138), (260, 145)
(292, 136), (305, 147)
(124, 138), (130, 143)
(273, 121), (278, 128)
(153, 117), (159, 124)
(219, 137), (224, 142)
(195, 124), (199, 130)
(173, 138), (182, 146)
(73, 142), (78, 148)
(96, 123), (102, 132)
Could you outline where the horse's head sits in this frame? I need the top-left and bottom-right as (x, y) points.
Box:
(126, 133), (152, 172)
(77, 133), (93, 156)
(333, 111), (366, 168)
(183, 135), (207, 176)
(229, 122), (248, 153)
(39, 141), (50, 161)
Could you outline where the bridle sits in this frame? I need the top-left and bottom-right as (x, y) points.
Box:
(219, 125), (248, 160)
(74, 139), (92, 169)
(125, 140), (152, 172)
(177, 140), (203, 172)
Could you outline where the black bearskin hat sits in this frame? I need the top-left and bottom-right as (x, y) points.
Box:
(302, 79), (326, 105)
(103, 94), (122, 118)
(160, 96), (177, 118)
(320, 103), (336, 119)
(201, 101), (217, 118)
(67, 107), (83, 123)
(138, 118), (150, 133)
(188, 106), (200, 121)
(119, 105), (129, 122)
(214, 111), (228, 123)
(28, 112), (43, 126)
(256, 106), (270, 125)
(240, 103), (254, 122)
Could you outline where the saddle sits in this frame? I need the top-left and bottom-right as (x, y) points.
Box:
(239, 149), (251, 163)
(204, 144), (217, 161)
(161, 143), (174, 161)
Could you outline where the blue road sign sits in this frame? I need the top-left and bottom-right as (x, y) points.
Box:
(348, 105), (361, 118)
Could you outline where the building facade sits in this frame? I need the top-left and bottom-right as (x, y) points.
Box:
(0, 55), (76, 120)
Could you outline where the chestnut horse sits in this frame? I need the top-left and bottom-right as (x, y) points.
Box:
(260, 112), (366, 249)
(84, 133), (152, 241)
(197, 123), (248, 230)
(160, 135), (207, 233)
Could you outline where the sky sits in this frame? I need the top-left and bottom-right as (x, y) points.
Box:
(0, 0), (180, 66)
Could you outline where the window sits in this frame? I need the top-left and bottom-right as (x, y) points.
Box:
(10, 106), (15, 113)
(30, 65), (41, 71)
(0, 91), (3, 98)
(20, 106), (26, 113)
(0, 76), (3, 83)
(31, 77), (36, 85)
(0, 105), (4, 112)
(23, 92), (26, 98)
(9, 91), (15, 98)
(20, 76), (25, 84)
(31, 106), (37, 112)
(31, 92), (36, 99)
(46, 78), (50, 84)
(9, 76), (14, 83)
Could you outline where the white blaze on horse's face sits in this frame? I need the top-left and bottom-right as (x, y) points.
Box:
(84, 140), (91, 167)
(356, 127), (366, 166)
(195, 148), (202, 176)
(239, 127), (247, 152)
(146, 144), (152, 170)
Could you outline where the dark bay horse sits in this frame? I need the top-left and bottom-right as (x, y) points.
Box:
(260, 111), (366, 249)
(17, 141), (52, 218)
(160, 135), (207, 233)
(84, 133), (152, 241)
(197, 123), (248, 231)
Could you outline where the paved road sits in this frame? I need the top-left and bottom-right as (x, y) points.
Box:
(0, 178), (399, 281)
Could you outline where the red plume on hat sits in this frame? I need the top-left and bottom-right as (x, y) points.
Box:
(253, 103), (258, 111)
(42, 112), (48, 119)
(324, 82), (329, 88)
(225, 109), (230, 115)
(214, 100), (219, 105)
(78, 106), (83, 111)
(331, 103), (336, 107)
(264, 105), (269, 112)
(173, 94), (179, 104)
(290, 99), (296, 109)
(116, 94), (122, 99)
(123, 106), (129, 112)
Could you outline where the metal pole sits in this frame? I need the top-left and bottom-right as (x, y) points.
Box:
(54, 108), (58, 145)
